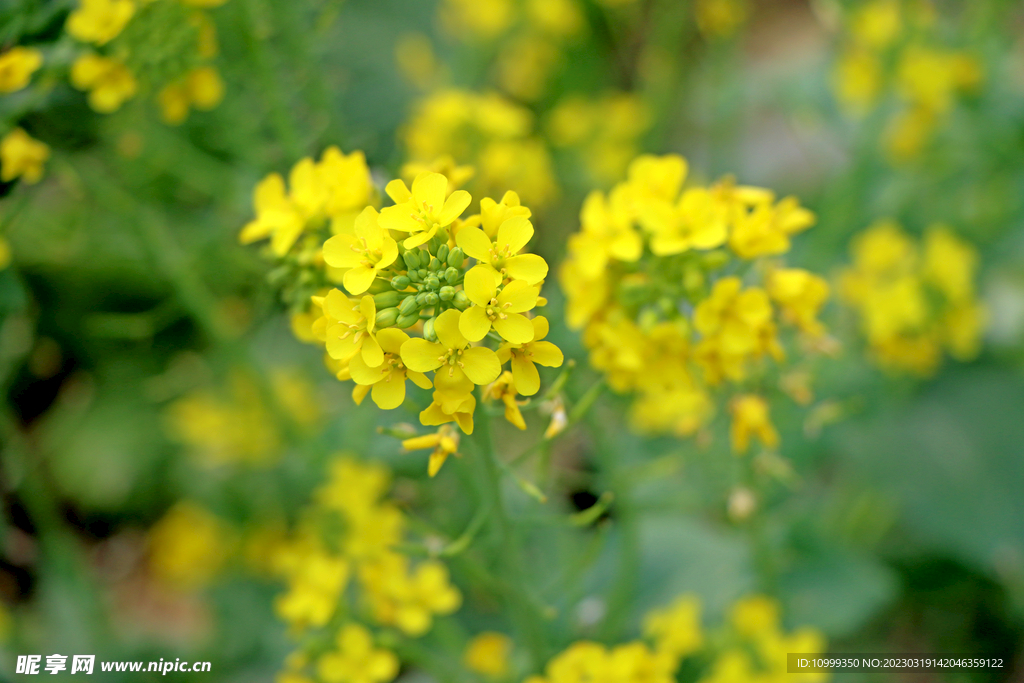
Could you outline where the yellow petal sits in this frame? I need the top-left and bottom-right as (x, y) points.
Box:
(511, 354), (540, 396)
(412, 172), (446, 214)
(532, 316), (550, 340)
(460, 347), (501, 385)
(504, 253), (548, 284)
(401, 338), (446, 372)
(497, 280), (538, 313)
(349, 351), (386, 385)
(386, 178), (411, 204)
(496, 215), (533, 255)
(361, 335), (383, 367)
(371, 375), (406, 410)
(455, 226), (493, 262)
(528, 340), (563, 367)
(459, 306), (492, 342)
(343, 265), (376, 295)
(438, 190), (471, 226)
(464, 266), (497, 306)
(493, 313), (535, 344)
(376, 328), (410, 355)
(433, 308), (468, 349)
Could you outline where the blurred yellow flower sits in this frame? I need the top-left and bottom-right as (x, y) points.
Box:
(66, 0), (135, 45)
(728, 395), (779, 454)
(0, 47), (43, 93)
(148, 502), (232, 590)
(1, 128), (49, 184)
(70, 53), (137, 112)
(464, 632), (513, 677)
(316, 624), (399, 683)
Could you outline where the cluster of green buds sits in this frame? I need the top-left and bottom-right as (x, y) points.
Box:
(375, 239), (471, 335)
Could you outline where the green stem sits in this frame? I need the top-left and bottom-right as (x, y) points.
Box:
(470, 405), (549, 672)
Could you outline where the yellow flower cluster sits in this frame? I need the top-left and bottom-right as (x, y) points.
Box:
(165, 370), (322, 466)
(526, 593), (827, 683)
(560, 154), (829, 452)
(271, 454), (461, 683)
(839, 220), (985, 376)
(239, 147), (377, 311)
(65, 0), (228, 123)
(401, 90), (557, 208)
(438, 0), (584, 102)
(546, 93), (651, 186)
(0, 46), (43, 93)
(148, 501), (233, 590)
(253, 169), (564, 473)
(0, 128), (50, 184)
(831, 0), (981, 162)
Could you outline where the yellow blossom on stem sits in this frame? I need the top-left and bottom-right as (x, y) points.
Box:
(66, 0), (135, 45)
(496, 316), (564, 396)
(0, 128), (49, 184)
(70, 53), (137, 112)
(0, 47), (43, 93)
(767, 268), (830, 337)
(316, 624), (399, 683)
(457, 214), (548, 285)
(483, 371), (527, 430)
(359, 553), (461, 636)
(322, 290), (383, 367)
(402, 424), (461, 476)
(157, 66), (225, 125)
(380, 172), (471, 248)
(643, 594), (704, 660)
(350, 329), (432, 410)
(464, 632), (513, 677)
(459, 268), (539, 343)
(729, 395), (779, 454)
(401, 309), (501, 387)
(323, 207), (400, 295)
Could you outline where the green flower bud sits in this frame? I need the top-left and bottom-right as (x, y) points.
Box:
(373, 290), (401, 308)
(418, 268), (429, 279)
(425, 275), (440, 290)
(415, 291), (429, 306)
(439, 286), (455, 301)
(403, 250), (422, 270)
(366, 278), (392, 295)
(423, 317), (437, 342)
(429, 257), (441, 271)
(391, 275), (411, 290)
(424, 292), (439, 306)
(407, 269), (423, 284)
(436, 244), (450, 263)
(453, 290), (470, 310)
(683, 267), (705, 299)
(447, 247), (465, 269)
(375, 307), (400, 328)
(395, 313), (419, 329)
(398, 296), (420, 317)
(444, 266), (460, 284)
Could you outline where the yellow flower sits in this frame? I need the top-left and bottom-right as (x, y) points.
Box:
(729, 395), (779, 454)
(316, 624), (399, 683)
(695, 0), (750, 39)
(70, 53), (137, 112)
(729, 594), (780, 638)
(850, 0), (901, 50)
(403, 424), (461, 476)
(148, 502), (231, 590)
(640, 187), (729, 256)
(833, 49), (883, 114)
(457, 214), (548, 284)
(0, 128), (49, 184)
(643, 594), (703, 660)
(349, 329), (432, 410)
(496, 316), (564, 396)
(275, 548), (350, 630)
(66, 0), (135, 45)
(323, 207), (400, 295)
(440, 0), (515, 40)
(380, 172), (471, 248)
(322, 290), (383, 366)
(767, 268), (830, 337)
(694, 278), (777, 380)
(464, 632), (513, 677)
(922, 225), (977, 303)
(158, 66), (225, 124)
(728, 197), (815, 259)
(238, 172), (305, 255)
(360, 553), (462, 636)
(0, 47), (43, 93)
(483, 371), (527, 430)
(401, 309), (502, 387)
(459, 267), (539, 343)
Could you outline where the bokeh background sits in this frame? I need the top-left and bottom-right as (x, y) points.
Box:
(1, 0), (1023, 681)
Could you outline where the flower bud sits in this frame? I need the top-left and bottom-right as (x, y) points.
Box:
(403, 250), (422, 270)
(375, 307), (400, 328)
(424, 292), (439, 306)
(447, 247), (465, 268)
(444, 266), (460, 284)
(429, 257), (441, 271)
(683, 267), (705, 299)
(702, 249), (730, 271)
(398, 296), (420, 317)
(373, 290), (401, 308)
(366, 277), (392, 294)
(395, 313), (419, 329)
(425, 275), (440, 290)
(436, 244), (450, 263)
(423, 317), (437, 342)
(391, 275), (411, 290)
(407, 269), (422, 283)
(453, 290), (470, 310)
(439, 286), (455, 301)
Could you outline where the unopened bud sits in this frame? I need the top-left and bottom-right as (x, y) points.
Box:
(429, 257), (441, 271)
(403, 250), (422, 270)
(452, 290), (470, 310)
(444, 266), (460, 284)
(391, 275), (411, 290)
(375, 307), (400, 328)
(447, 247), (465, 268)
(423, 317), (437, 342)
(438, 286), (455, 301)
(436, 244), (450, 263)
(424, 292), (439, 306)
(374, 291), (401, 308)
(425, 275), (440, 290)
(398, 296), (420, 317)
(395, 313), (419, 329)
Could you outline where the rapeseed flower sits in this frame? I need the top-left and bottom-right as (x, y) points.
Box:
(0, 128), (49, 184)
(0, 47), (43, 93)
